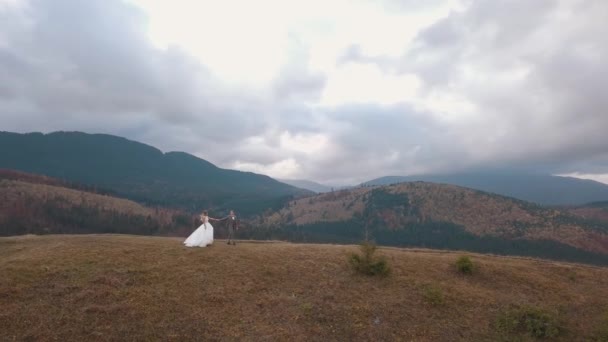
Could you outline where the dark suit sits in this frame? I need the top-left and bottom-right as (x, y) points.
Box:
(219, 214), (238, 244)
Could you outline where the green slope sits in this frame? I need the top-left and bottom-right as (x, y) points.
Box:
(0, 131), (310, 215)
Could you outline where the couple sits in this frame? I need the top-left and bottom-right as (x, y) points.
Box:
(183, 210), (239, 247)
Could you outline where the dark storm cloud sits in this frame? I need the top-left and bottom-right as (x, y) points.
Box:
(2, 0), (211, 125)
(402, 0), (608, 176)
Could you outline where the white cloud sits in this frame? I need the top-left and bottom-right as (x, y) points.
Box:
(559, 173), (608, 186)
(321, 64), (421, 106)
(232, 158), (301, 180)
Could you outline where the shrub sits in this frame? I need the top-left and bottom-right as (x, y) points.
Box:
(348, 241), (390, 277)
(300, 302), (313, 313)
(455, 255), (474, 275)
(496, 305), (562, 339)
(567, 271), (577, 282)
(422, 285), (445, 306)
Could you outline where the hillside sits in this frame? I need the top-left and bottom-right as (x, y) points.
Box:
(0, 131), (311, 216)
(0, 168), (118, 195)
(568, 201), (608, 227)
(1, 235), (608, 341)
(251, 182), (608, 265)
(363, 172), (608, 206)
(0, 174), (193, 236)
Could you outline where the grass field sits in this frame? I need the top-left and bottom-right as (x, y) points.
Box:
(1, 235), (608, 341)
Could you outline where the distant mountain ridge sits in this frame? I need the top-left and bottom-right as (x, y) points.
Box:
(0, 131), (311, 216)
(277, 179), (333, 193)
(362, 172), (608, 206)
(249, 182), (608, 265)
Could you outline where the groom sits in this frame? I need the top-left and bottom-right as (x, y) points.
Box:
(219, 210), (239, 245)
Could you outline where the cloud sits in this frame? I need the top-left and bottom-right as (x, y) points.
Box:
(271, 36), (327, 103)
(398, 0), (608, 175)
(1, 0), (607, 185)
(0, 0), (325, 165)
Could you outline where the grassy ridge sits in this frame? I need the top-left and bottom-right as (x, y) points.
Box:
(1, 235), (608, 341)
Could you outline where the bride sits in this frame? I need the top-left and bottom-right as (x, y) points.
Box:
(183, 210), (215, 247)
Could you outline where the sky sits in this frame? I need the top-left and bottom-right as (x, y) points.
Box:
(1, 0), (607, 185)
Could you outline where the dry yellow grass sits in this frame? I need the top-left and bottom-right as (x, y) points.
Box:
(1, 235), (608, 341)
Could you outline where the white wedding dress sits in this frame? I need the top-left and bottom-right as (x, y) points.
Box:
(184, 216), (214, 247)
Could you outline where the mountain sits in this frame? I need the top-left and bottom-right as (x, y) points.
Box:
(0, 131), (311, 216)
(362, 172), (608, 206)
(0, 169), (193, 236)
(277, 179), (333, 193)
(248, 182), (608, 265)
(584, 200), (608, 208)
(277, 179), (355, 193)
(3, 234), (608, 341)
